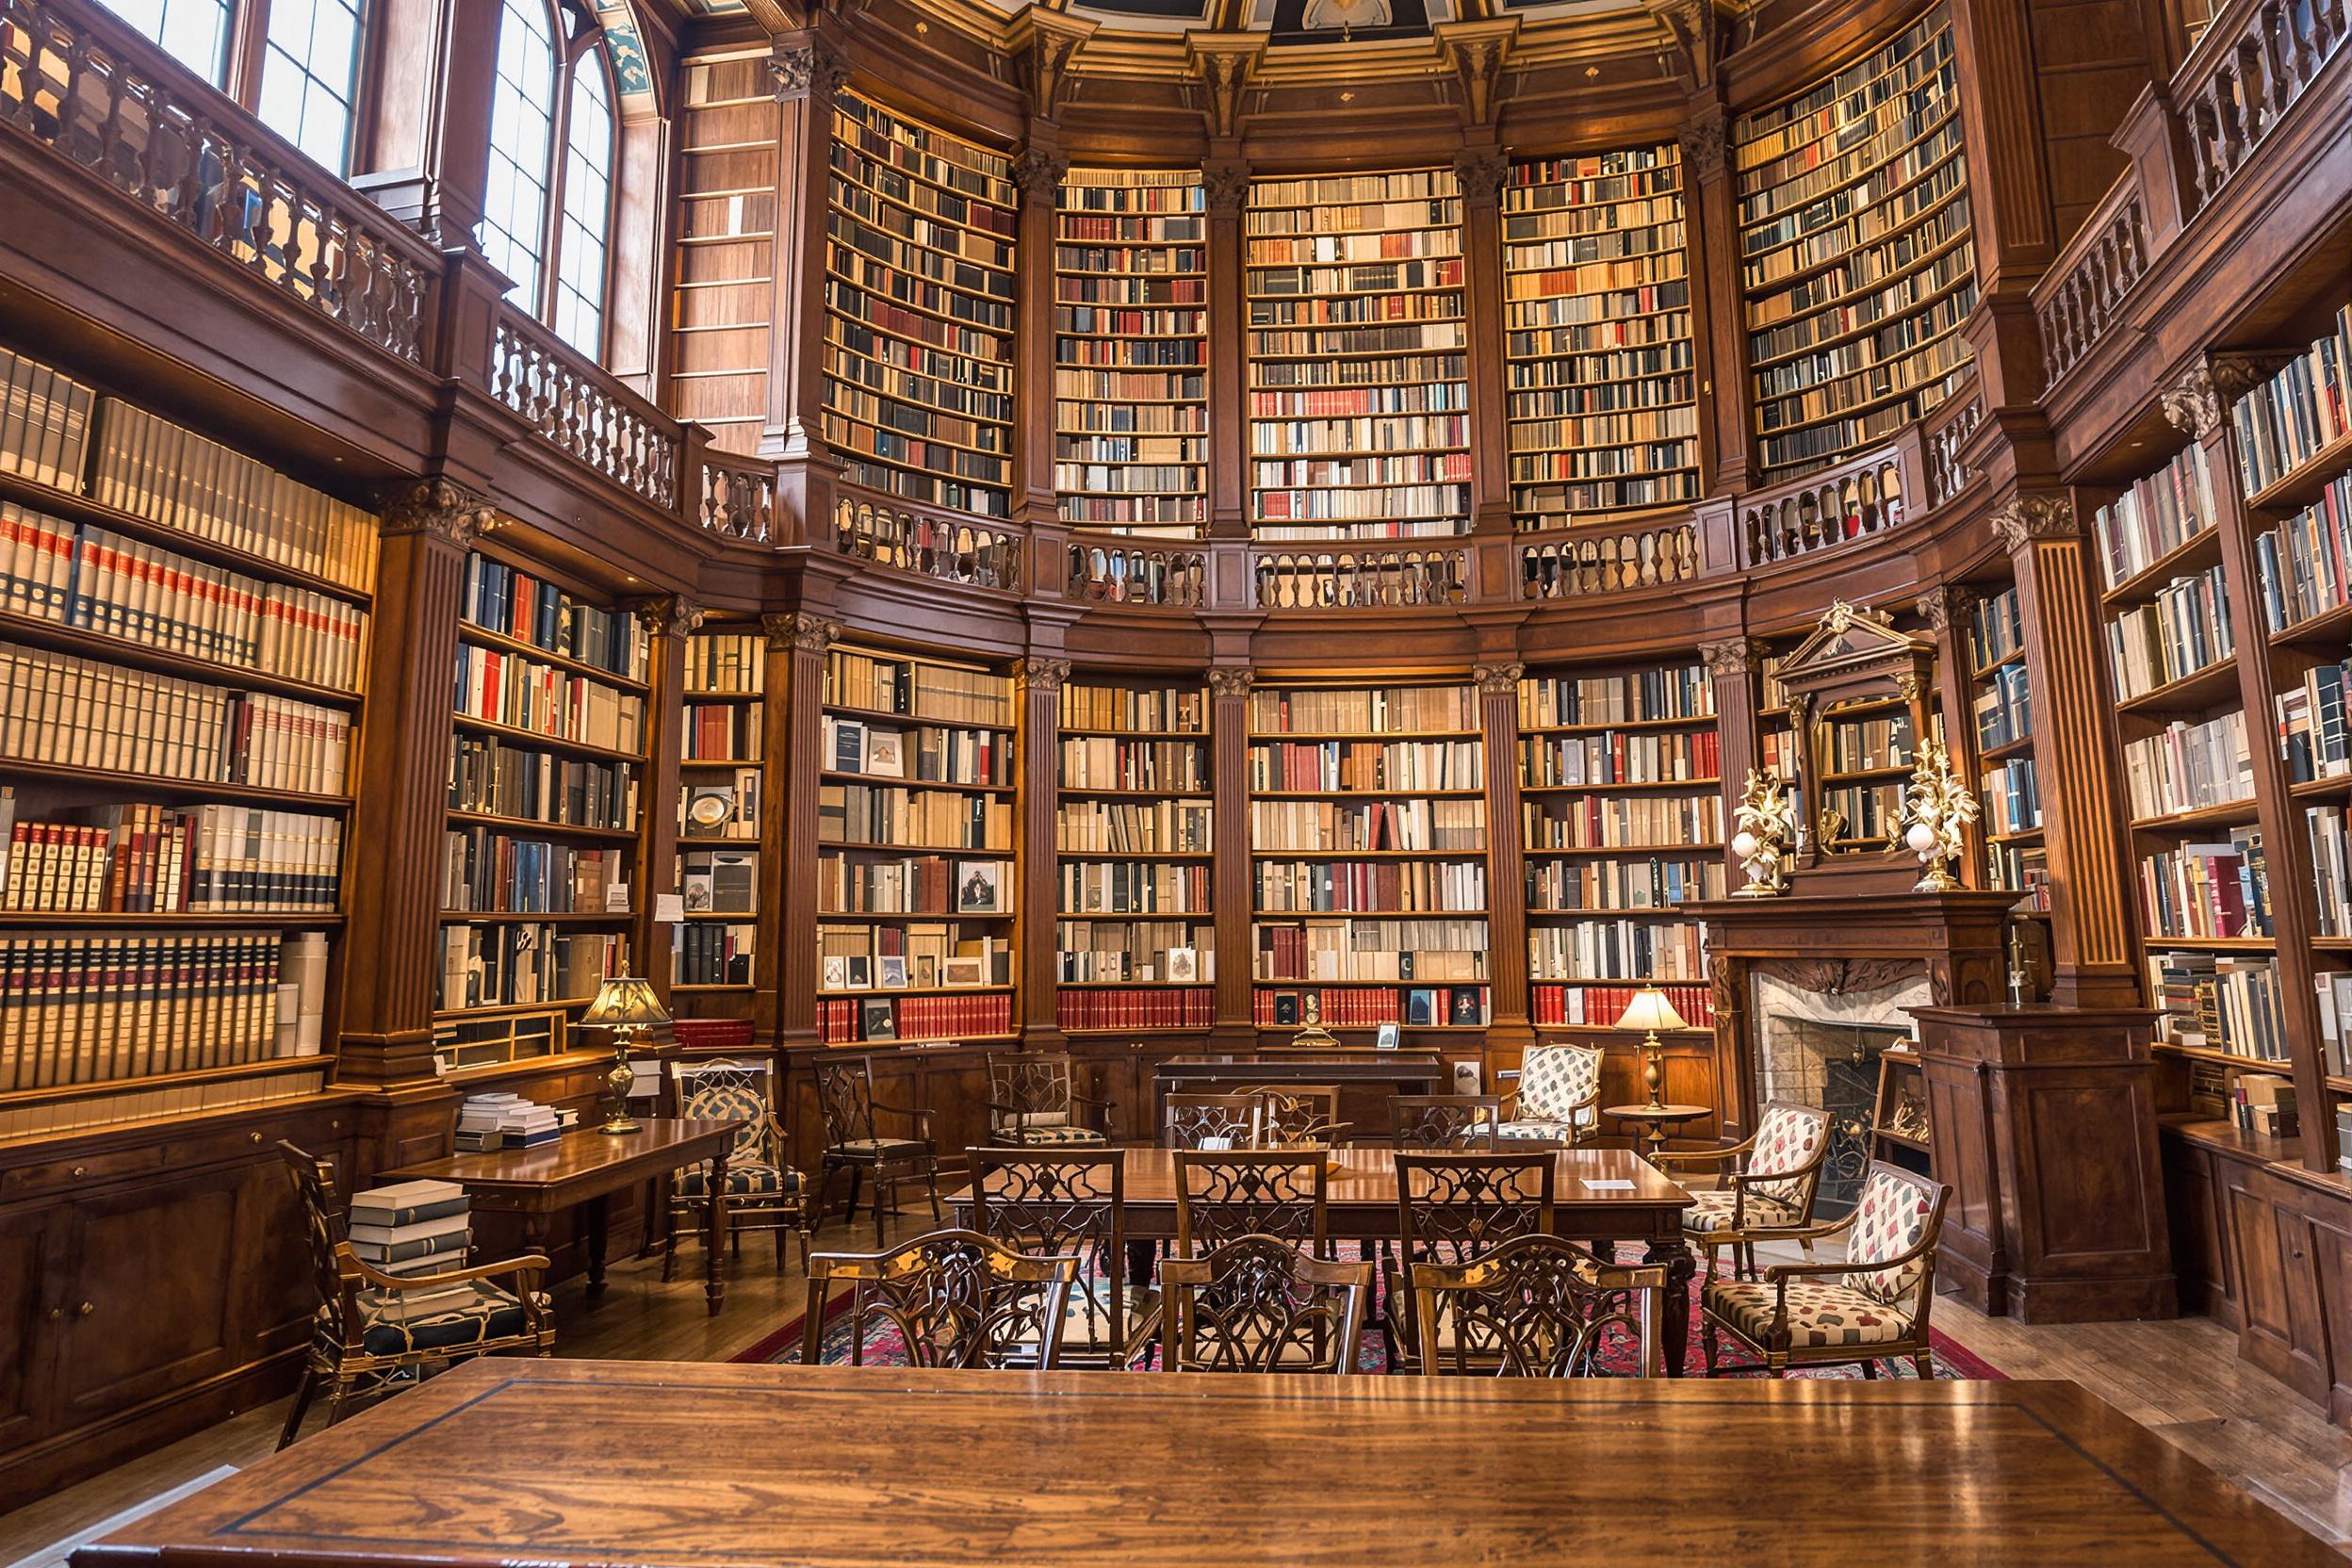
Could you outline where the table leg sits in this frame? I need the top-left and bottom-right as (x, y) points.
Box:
(705, 1146), (729, 1317)
(1646, 1237), (1696, 1377)
(585, 1195), (610, 1298)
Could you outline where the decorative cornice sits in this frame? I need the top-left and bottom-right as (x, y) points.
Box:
(1201, 161), (1250, 216)
(770, 37), (851, 106)
(1207, 666), (1253, 700)
(1679, 115), (1727, 183)
(2159, 362), (2223, 442)
(1913, 584), (1977, 636)
(1698, 636), (1762, 678)
(631, 596), (704, 639)
(1015, 656), (1071, 694)
(763, 611), (840, 653)
(1473, 661), (1524, 695)
(378, 478), (495, 547)
(1184, 33), (1266, 140)
(1001, 7), (1097, 121)
(1452, 150), (1510, 207)
(1991, 493), (2081, 552)
(1011, 148), (1069, 203)
(1434, 20), (1517, 126)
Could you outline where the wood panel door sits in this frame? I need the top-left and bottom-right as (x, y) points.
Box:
(2162, 1137), (2235, 1324)
(2222, 1166), (2329, 1403)
(56, 1167), (249, 1428)
(0, 1202), (68, 1454)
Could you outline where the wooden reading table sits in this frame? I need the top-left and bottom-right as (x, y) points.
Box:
(384, 1119), (741, 1316)
(1151, 1053), (1449, 1138)
(74, 1358), (2339, 1566)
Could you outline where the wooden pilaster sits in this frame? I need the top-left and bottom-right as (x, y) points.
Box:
(1203, 158), (1250, 541)
(762, 29), (850, 539)
(1476, 662), (1534, 1045)
(1919, 583), (1988, 888)
(1700, 636), (1765, 889)
(631, 596), (700, 1011)
(1209, 665), (1256, 1043)
(1015, 656), (1072, 1050)
(1680, 104), (1749, 494)
(763, 611), (839, 1052)
(1995, 492), (2139, 1007)
(1013, 138), (1068, 531)
(1458, 144), (1512, 535)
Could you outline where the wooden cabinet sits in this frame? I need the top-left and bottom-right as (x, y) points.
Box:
(2222, 1162), (2331, 1403)
(0, 1204), (67, 1456)
(2162, 1131), (2237, 1324)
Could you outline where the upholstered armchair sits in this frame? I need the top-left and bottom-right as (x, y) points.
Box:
(1700, 1161), (1952, 1379)
(1496, 1042), (1603, 1145)
(275, 1143), (551, 1449)
(1653, 1100), (1832, 1279)
(986, 1053), (1112, 1146)
(663, 1059), (812, 1276)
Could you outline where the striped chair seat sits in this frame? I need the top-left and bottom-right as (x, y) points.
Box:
(343, 1281), (550, 1357)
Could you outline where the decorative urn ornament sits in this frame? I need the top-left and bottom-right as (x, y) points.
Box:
(1730, 767), (1795, 897)
(1898, 739), (1979, 892)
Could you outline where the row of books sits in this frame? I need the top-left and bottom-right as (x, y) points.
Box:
(1056, 682), (1205, 735)
(1533, 981), (1715, 1028)
(434, 925), (625, 1012)
(1249, 739), (1481, 792)
(815, 855), (1010, 916)
(1056, 804), (1212, 857)
(1989, 841), (2052, 911)
(1982, 758), (2043, 838)
(818, 783), (1010, 851)
(1, 506), (370, 691)
(1528, 920), (1706, 982)
(2311, 805), (2350, 939)
(1525, 856), (1723, 911)
(1058, 920), (1208, 985)
(1, 643), (351, 795)
(2230, 302), (2352, 497)
(825, 650), (1012, 727)
(818, 991), (1013, 1044)
(1823, 710), (1915, 773)
(817, 924), (1013, 990)
(2252, 470), (2352, 633)
(1249, 687), (1476, 735)
(1518, 665), (1713, 728)
(2278, 658), (2348, 784)
(1975, 661), (2033, 751)
(1521, 729), (1720, 788)
(1523, 795), (1723, 849)
(1055, 988), (1215, 1030)
(0, 929), (328, 1090)
(1253, 859), (1486, 914)
(0, 797), (341, 914)
(2091, 442), (2217, 592)
(1248, 798), (1484, 854)
(0, 1065), (325, 1144)
(677, 922), (756, 987)
(1058, 738), (1208, 793)
(2140, 830), (2272, 940)
(1253, 986), (1490, 1028)
(1821, 780), (1905, 845)
(2150, 950), (2286, 1061)
(684, 631), (764, 694)
(1733, 8), (1955, 172)
(441, 828), (625, 916)
(1745, 231), (1973, 367)
(1059, 861), (1207, 915)
(454, 646), (645, 753)
(0, 345), (94, 492)
(682, 701), (760, 761)
(825, 714), (1011, 786)
(2106, 564), (2234, 701)
(446, 741), (638, 832)
(459, 555), (645, 683)
(1253, 917), (1489, 984)
(2123, 710), (2252, 820)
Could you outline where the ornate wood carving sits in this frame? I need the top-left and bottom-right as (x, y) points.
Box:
(770, 38), (852, 105)
(1699, 636), (1761, 678)
(1011, 149), (1070, 204)
(631, 597), (705, 639)
(1201, 162), (1250, 215)
(763, 612), (841, 652)
(1435, 20), (1518, 125)
(378, 479), (495, 547)
(1184, 34), (1266, 140)
(1002, 8), (1098, 121)
(1680, 116), (1728, 183)
(1992, 493), (2081, 551)
(1472, 661), (1524, 695)
(2159, 362), (2224, 441)
(1207, 666), (1253, 699)
(1914, 584), (1977, 635)
(1014, 656), (1072, 694)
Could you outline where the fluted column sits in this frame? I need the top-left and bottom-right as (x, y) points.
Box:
(1700, 636), (1764, 889)
(1458, 148), (1513, 535)
(1016, 657), (1072, 1050)
(1203, 163), (1250, 541)
(763, 611), (839, 1051)
(631, 596), (701, 1011)
(1680, 109), (1749, 494)
(1477, 662), (1534, 1047)
(1208, 666), (1256, 1044)
(763, 32), (851, 540)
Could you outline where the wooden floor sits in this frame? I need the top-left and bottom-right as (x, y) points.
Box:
(4, 1208), (2349, 1564)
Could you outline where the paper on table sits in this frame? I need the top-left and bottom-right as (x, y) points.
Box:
(1580, 1178), (1637, 1191)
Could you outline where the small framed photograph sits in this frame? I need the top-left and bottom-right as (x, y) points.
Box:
(1376, 1021), (1400, 1052)
(878, 955), (908, 989)
(864, 727), (906, 778)
(859, 998), (897, 1040)
(844, 956), (873, 990)
(831, 717), (866, 775)
(821, 956), (848, 991)
(942, 956), (986, 988)
(913, 955), (939, 988)
(1166, 946), (1199, 985)
(957, 861), (1004, 914)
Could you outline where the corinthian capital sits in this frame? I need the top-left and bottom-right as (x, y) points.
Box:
(379, 478), (495, 547)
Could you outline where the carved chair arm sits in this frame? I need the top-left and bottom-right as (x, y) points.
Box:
(868, 1097), (934, 1135)
(1765, 1226), (1940, 1288)
(344, 1250), (554, 1293)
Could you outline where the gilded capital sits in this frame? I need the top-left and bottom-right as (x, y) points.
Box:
(1473, 662), (1525, 695)
(379, 478), (495, 547)
(1015, 656), (1071, 694)
(1207, 666), (1254, 700)
(1699, 636), (1762, 678)
(763, 611), (840, 653)
(1991, 493), (2080, 553)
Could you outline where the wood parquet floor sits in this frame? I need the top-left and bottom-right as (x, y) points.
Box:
(4, 1210), (2349, 1563)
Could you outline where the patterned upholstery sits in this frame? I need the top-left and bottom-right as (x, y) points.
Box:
(1494, 1119), (1583, 1141)
(684, 1079), (772, 1162)
(675, 1162), (802, 1198)
(1745, 1103), (1829, 1210)
(1703, 1276), (1912, 1348)
(1682, 1186), (1798, 1234)
(342, 1281), (551, 1357)
(841, 1136), (933, 1157)
(1004, 1123), (1108, 1146)
(1515, 1044), (1602, 1129)
(1844, 1168), (1936, 1305)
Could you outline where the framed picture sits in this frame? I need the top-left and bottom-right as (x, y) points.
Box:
(821, 956), (848, 991)
(942, 956), (987, 988)
(957, 861), (1004, 913)
(1375, 1021), (1400, 1052)
(1166, 947), (1199, 985)
(1449, 988), (1486, 1026)
(831, 717), (867, 775)
(878, 955), (908, 989)
(1405, 988), (1437, 1027)
(913, 955), (939, 988)
(859, 998), (897, 1040)
(864, 727), (906, 778)
(844, 956), (873, 990)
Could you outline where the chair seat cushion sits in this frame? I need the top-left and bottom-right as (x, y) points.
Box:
(1004, 1124), (1106, 1146)
(834, 1138), (933, 1160)
(345, 1281), (547, 1357)
(1004, 1111), (1072, 1128)
(1496, 1119), (1583, 1142)
(1682, 1186), (1800, 1234)
(676, 1162), (802, 1198)
(1705, 1276), (1913, 1350)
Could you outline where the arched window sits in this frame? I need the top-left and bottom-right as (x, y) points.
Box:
(552, 56), (615, 358)
(100, 0), (366, 173)
(480, 0), (560, 311)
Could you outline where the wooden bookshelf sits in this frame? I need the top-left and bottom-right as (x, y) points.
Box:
(816, 645), (1018, 1045)
(1245, 170), (1470, 541)
(1968, 582), (2047, 907)
(1054, 677), (1215, 1034)
(667, 51), (777, 459)
(824, 90), (1018, 519)
(438, 547), (643, 1043)
(0, 345), (367, 1133)
(1516, 660), (1721, 1032)
(1054, 169), (1208, 537)
(1731, 3), (1977, 484)
(674, 624), (763, 997)
(1502, 147), (1698, 529)
(1246, 680), (1489, 1030)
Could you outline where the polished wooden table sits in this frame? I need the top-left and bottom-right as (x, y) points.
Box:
(74, 1359), (2338, 1566)
(1151, 1053), (1449, 1139)
(953, 1145), (1700, 1373)
(384, 1119), (741, 1315)
(1605, 1101), (1714, 1161)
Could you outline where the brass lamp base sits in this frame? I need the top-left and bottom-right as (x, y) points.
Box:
(599, 1036), (642, 1135)
(1641, 1029), (1667, 1113)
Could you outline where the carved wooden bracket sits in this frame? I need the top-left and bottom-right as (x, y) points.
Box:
(2159, 361), (2224, 442)
(379, 478), (496, 547)
(1185, 33), (1267, 139)
(631, 596), (706, 639)
(763, 611), (841, 653)
(1433, 19), (1518, 125)
(1002, 7), (1098, 121)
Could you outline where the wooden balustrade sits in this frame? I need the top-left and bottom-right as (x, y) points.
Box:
(1519, 519), (1698, 599)
(696, 451), (775, 545)
(0, 0), (434, 365)
(491, 307), (678, 509)
(833, 493), (1024, 593)
(2177, 0), (2347, 213)
(1925, 381), (1986, 507)
(1727, 433), (1919, 569)
(1067, 540), (1206, 607)
(2035, 186), (2149, 386)
(1249, 545), (1471, 610)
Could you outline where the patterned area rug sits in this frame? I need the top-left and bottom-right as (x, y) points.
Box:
(733, 1260), (2005, 1380)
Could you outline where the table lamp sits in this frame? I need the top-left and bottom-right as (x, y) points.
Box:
(1614, 985), (1689, 1111)
(581, 976), (666, 1135)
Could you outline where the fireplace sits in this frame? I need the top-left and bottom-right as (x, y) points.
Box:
(1753, 970), (1930, 1216)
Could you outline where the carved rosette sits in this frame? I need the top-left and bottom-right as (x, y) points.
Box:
(1011, 148), (1070, 204)
(378, 478), (496, 547)
(1991, 493), (2080, 554)
(1207, 666), (1254, 701)
(1201, 162), (1250, 216)
(632, 596), (705, 640)
(2159, 362), (2224, 442)
(1015, 656), (1071, 694)
(763, 611), (840, 654)
(1699, 636), (1762, 679)
(770, 40), (851, 106)
(1472, 662), (1525, 696)
(1913, 584), (1976, 635)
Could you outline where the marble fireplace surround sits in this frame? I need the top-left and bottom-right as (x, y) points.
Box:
(1753, 964), (1932, 1108)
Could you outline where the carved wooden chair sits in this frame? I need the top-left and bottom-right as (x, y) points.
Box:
(1161, 1235), (1370, 1375)
(1653, 1099), (1833, 1280)
(275, 1143), (551, 1449)
(1496, 1043), (1604, 1145)
(813, 1055), (942, 1247)
(966, 1148), (1156, 1369)
(1390, 1093), (1503, 1148)
(1230, 1083), (1348, 1147)
(1412, 1233), (1671, 1378)
(662, 1058), (811, 1276)
(800, 1229), (1080, 1370)
(1165, 1092), (1267, 1150)
(1701, 1161), (1952, 1379)
(1174, 1150), (1330, 1258)
(986, 1053), (1112, 1147)
(1384, 1152), (1558, 1373)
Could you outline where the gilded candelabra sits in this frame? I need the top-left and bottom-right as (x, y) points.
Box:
(1899, 739), (1979, 892)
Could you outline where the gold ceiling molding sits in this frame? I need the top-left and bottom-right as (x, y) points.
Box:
(1184, 30), (1268, 135)
(1431, 16), (1519, 123)
(1000, 5), (1102, 117)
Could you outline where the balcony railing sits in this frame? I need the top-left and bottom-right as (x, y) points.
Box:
(2178, 0), (2347, 213)
(1069, 540), (1206, 606)
(0, 0), (434, 366)
(834, 493), (1023, 594)
(696, 449), (775, 545)
(1726, 435), (1918, 569)
(1250, 544), (1470, 610)
(492, 307), (678, 510)
(2036, 186), (2148, 385)
(1520, 519), (1698, 600)
(1924, 378), (1986, 508)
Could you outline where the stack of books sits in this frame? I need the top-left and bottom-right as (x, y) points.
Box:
(347, 1178), (472, 1307)
(454, 1092), (562, 1152)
